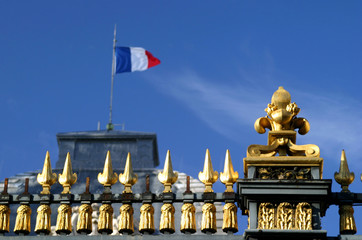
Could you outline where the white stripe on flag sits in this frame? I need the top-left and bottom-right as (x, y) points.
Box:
(130, 47), (148, 72)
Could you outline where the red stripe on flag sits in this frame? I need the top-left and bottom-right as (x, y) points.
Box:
(145, 50), (161, 69)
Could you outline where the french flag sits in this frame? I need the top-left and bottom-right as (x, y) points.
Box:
(115, 47), (161, 73)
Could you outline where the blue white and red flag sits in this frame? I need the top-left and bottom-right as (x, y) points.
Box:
(115, 47), (160, 73)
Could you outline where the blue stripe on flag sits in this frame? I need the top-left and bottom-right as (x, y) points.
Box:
(115, 47), (132, 73)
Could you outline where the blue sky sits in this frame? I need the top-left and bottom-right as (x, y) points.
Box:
(1, 0), (362, 236)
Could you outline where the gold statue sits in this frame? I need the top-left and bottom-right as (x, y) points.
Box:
(55, 204), (72, 234)
(118, 204), (134, 234)
(160, 203), (175, 233)
(258, 203), (274, 229)
(98, 204), (114, 234)
(180, 203), (196, 233)
(248, 87), (319, 157)
(98, 151), (118, 187)
(58, 152), (77, 194)
(222, 203), (238, 233)
(295, 202), (312, 230)
(76, 204), (93, 234)
(201, 203), (217, 233)
(0, 205), (10, 233)
(276, 202), (293, 230)
(158, 150), (178, 193)
(35, 204), (51, 234)
(220, 150), (239, 192)
(37, 151), (57, 195)
(139, 203), (155, 234)
(119, 152), (138, 193)
(198, 149), (218, 192)
(14, 205), (31, 235)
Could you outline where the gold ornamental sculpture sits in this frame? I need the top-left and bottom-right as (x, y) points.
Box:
(158, 150), (178, 193)
(34, 205), (52, 234)
(180, 175), (196, 234)
(158, 150), (178, 234)
(119, 152), (138, 193)
(244, 87), (323, 180)
(58, 152), (77, 194)
(139, 203), (155, 234)
(199, 149), (218, 193)
(199, 149), (218, 233)
(37, 151), (57, 195)
(0, 205), (10, 233)
(97, 151), (118, 234)
(76, 204), (93, 234)
(98, 151), (118, 188)
(335, 150), (357, 234)
(119, 152), (138, 234)
(248, 86), (319, 157)
(14, 205), (31, 235)
(220, 150), (238, 233)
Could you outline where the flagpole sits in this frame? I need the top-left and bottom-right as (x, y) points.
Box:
(107, 24), (117, 131)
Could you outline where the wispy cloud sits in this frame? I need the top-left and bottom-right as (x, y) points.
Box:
(147, 70), (362, 168)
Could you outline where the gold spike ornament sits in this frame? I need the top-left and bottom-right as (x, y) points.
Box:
(335, 150), (357, 234)
(198, 149), (218, 192)
(55, 204), (72, 235)
(119, 153), (138, 193)
(34, 204), (51, 234)
(158, 150), (178, 193)
(335, 150), (355, 192)
(76, 204), (93, 234)
(14, 205), (31, 235)
(0, 205), (10, 233)
(98, 151), (118, 187)
(58, 153), (77, 194)
(220, 150), (239, 192)
(118, 204), (134, 234)
(37, 151), (57, 195)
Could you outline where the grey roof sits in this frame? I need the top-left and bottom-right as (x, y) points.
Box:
(56, 130), (159, 170)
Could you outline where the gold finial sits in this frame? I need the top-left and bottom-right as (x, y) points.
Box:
(198, 149), (218, 192)
(98, 151), (118, 187)
(58, 152), (77, 194)
(335, 150), (355, 192)
(220, 150), (239, 192)
(119, 152), (138, 193)
(158, 150), (178, 193)
(14, 205), (31, 235)
(37, 151), (57, 194)
(35, 205), (51, 234)
(0, 205), (10, 233)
